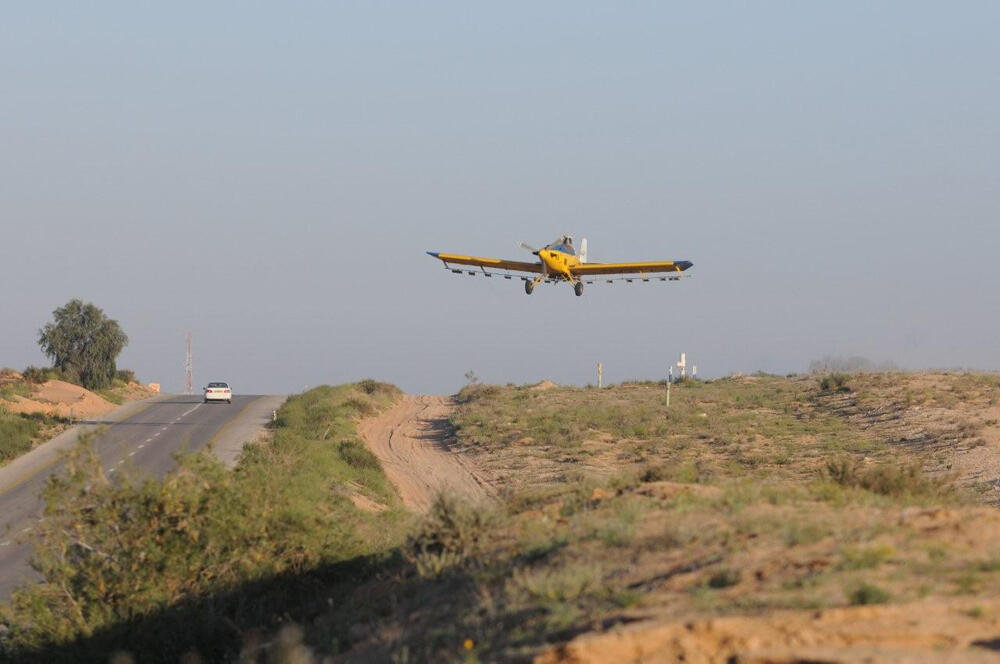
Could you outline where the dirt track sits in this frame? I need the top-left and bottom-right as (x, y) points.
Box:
(356, 395), (495, 513)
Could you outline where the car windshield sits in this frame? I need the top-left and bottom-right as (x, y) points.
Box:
(207, 382), (229, 388)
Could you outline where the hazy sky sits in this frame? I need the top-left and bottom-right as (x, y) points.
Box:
(2, 3), (998, 395)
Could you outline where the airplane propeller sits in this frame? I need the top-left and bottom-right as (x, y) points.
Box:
(519, 241), (548, 277)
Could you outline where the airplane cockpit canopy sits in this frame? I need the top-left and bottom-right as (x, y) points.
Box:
(545, 235), (576, 255)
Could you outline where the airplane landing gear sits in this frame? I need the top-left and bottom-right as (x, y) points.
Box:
(574, 281), (584, 297)
(525, 280), (535, 295)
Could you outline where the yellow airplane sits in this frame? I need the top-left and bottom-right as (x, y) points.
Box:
(427, 235), (693, 296)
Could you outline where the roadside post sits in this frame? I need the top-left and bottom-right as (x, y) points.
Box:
(666, 366), (672, 408)
(597, 362), (603, 389)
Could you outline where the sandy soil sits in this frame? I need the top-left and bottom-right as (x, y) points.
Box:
(4, 380), (116, 419)
(356, 395), (496, 513)
(534, 598), (1000, 663)
(818, 374), (1000, 503)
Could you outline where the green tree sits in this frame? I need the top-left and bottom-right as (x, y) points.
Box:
(37, 299), (128, 390)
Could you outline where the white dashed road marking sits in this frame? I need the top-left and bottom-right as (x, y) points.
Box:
(115, 402), (205, 472)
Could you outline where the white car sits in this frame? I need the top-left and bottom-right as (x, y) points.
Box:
(204, 381), (232, 404)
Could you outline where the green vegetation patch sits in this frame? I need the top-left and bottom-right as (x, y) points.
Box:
(823, 457), (954, 500)
(0, 381), (407, 663)
(0, 411), (40, 461)
(451, 377), (882, 492)
(0, 381), (32, 402)
(0, 410), (67, 464)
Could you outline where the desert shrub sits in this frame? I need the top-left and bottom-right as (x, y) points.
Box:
(824, 458), (950, 498)
(508, 563), (602, 604)
(671, 459), (706, 484)
(357, 378), (380, 394)
(406, 493), (493, 578)
(356, 379), (400, 398)
(20, 366), (42, 384)
(557, 480), (604, 517)
(824, 457), (859, 486)
(818, 373), (850, 393)
(338, 440), (380, 469)
(707, 568), (742, 588)
(848, 582), (889, 605)
(639, 464), (670, 482)
(455, 383), (501, 404)
(977, 557), (1000, 573)
(22, 366), (61, 384)
(597, 518), (635, 548)
(342, 396), (376, 417)
(952, 570), (981, 594)
(115, 368), (136, 383)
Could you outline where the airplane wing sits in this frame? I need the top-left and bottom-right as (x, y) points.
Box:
(571, 260), (693, 276)
(427, 252), (544, 274)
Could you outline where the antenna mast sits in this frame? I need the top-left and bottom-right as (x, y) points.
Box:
(185, 332), (193, 394)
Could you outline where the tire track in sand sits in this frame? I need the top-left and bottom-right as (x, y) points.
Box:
(356, 395), (495, 513)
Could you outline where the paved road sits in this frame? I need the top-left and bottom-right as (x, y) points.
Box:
(0, 394), (281, 600)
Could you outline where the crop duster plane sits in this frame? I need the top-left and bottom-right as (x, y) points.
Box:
(427, 235), (693, 296)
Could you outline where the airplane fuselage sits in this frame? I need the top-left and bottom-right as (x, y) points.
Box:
(537, 248), (581, 281)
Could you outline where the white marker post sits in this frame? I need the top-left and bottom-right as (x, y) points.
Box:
(597, 362), (603, 389)
(666, 366), (672, 408)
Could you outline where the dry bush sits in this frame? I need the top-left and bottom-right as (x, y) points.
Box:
(405, 493), (493, 578)
(824, 457), (951, 498)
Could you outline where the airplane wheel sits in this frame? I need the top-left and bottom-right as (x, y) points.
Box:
(525, 281), (535, 295)
(574, 282), (584, 296)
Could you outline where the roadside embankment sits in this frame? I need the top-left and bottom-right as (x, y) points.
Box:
(0, 381), (410, 663)
(209, 394), (287, 467)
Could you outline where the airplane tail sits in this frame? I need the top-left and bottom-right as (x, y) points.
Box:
(580, 238), (588, 263)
